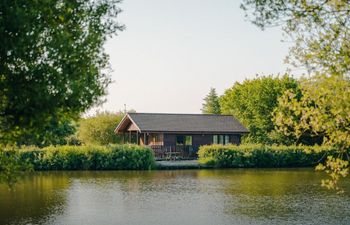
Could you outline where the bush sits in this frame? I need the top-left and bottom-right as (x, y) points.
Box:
(18, 145), (155, 170)
(77, 112), (124, 145)
(198, 144), (335, 168)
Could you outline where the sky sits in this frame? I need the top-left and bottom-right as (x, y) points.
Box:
(90, 0), (295, 115)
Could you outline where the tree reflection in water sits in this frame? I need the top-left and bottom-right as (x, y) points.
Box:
(0, 169), (349, 225)
(0, 172), (69, 225)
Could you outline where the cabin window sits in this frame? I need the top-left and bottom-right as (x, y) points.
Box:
(149, 133), (163, 145)
(213, 135), (230, 145)
(176, 135), (192, 146)
(185, 136), (192, 145)
(130, 133), (138, 144)
(224, 135), (230, 145)
(213, 135), (218, 144)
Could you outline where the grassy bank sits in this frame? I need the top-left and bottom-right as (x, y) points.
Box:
(18, 145), (155, 170)
(198, 144), (334, 168)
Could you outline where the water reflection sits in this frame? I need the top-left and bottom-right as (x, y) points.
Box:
(0, 172), (69, 225)
(0, 169), (349, 225)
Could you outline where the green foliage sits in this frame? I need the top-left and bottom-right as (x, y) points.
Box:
(241, 1), (350, 191)
(198, 144), (333, 168)
(18, 145), (155, 170)
(77, 112), (124, 145)
(18, 118), (77, 147)
(241, 0), (350, 75)
(0, 0), (124, 146)
(220, 75), (298, 144)
(273, 74), (350, 189)
(274, 74), (350, 149)
(0, 149), (33, 188)
(316, 156), (349, 194)
(202, 87), (221, 114)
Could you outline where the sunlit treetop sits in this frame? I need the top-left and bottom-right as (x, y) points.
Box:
(241, 0), (350, 75)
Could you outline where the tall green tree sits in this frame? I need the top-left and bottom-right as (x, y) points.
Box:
(77, 111), (124, 145)
(241, 0), (350, 75)
(201, 88), (221, 114)
(274, 74), (350, 191)
(220, 75), (298, 144)
(241, 0), (350, 190)
(0, 0), (124, 146)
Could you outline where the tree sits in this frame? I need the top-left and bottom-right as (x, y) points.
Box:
(274, 74), (350, 192)
(220, 75), (298, 144)
(17, 117), (77, 147)
(241, 0), (350, 190)
(0, 149), (32, 189)
(202, 88), (221, 114)
(77, 111), (124, 145)
(0, 0), (124, 146)
(241, 0), (350, 76)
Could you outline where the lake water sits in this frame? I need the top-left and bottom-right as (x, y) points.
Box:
(0, 169), (349, 225)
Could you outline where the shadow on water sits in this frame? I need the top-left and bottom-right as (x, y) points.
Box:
(0, 169), (349, 225)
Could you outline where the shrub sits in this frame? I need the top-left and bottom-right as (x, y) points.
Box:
(18, 144), (155, 170)
(77, 112), (124, 145)
(198, 144), (335, 168)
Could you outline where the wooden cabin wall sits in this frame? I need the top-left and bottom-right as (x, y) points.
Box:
(192, 134), (212, 151)
(163, 134), (176, 147)
(229, 134), (241, 145)
(145, 133), (242, 150)
(164, 134), (212, 151)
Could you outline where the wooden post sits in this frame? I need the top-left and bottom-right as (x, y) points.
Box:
(136, 132), (139, 145)
(123, 132), (125, 144)
(144, 133), (146, 145)
(129, 131), (131, 143)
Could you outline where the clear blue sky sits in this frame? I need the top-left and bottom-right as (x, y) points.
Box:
(91, 0), (295, 114)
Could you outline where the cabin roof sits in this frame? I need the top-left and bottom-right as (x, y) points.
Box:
(115, 112), (249, 134)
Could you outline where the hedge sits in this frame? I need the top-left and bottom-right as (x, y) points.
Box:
(17, 144), (155, 170)
(198, 144), (335, 168)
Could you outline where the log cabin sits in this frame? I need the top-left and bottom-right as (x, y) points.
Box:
(114, 113), (248, 159)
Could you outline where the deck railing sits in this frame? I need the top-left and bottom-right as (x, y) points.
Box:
(148, 145), (196, 160)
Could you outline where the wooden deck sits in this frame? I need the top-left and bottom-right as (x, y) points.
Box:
(150, 145), (197, 160)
